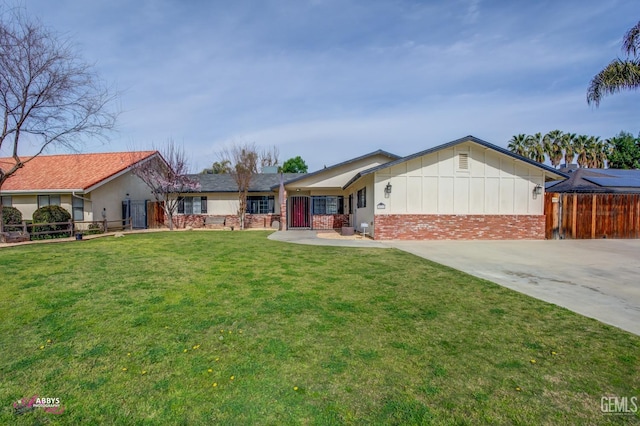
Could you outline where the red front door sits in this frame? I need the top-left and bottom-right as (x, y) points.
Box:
(288, 196), (311, 228)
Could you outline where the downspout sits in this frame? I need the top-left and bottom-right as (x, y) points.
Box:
(72, 192), (92, 222)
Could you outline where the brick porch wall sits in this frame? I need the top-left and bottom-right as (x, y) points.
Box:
(312, 214), (350, 230)
(170, 214), (281, 229)
(374, 214), (545, 240)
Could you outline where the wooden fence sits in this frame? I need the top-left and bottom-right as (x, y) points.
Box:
(147, 201), (165, 228)
(3, 218), (132, 241)
(545, 193), (640, 239)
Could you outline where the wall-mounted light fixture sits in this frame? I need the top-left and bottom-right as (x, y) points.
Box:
(384, 182), (392, 197)
(533, 184), (543, 196)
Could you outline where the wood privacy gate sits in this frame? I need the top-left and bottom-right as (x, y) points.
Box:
(545, 193), (640, 239)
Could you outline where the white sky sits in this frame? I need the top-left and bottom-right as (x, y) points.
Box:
(16, 0), (640, 172)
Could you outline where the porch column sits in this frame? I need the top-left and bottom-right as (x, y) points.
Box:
(279, 189), (287, 231)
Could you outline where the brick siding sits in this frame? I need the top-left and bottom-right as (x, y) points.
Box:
(374, 214), (545, 240)
(312, 214), (350, 230)
(170, 214), (281, 230)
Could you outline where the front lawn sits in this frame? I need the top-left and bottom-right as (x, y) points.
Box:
(0, 231), (638, 424)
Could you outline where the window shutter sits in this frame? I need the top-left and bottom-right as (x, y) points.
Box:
(177, 197), (184, 214)
(201, 197), (207, 213)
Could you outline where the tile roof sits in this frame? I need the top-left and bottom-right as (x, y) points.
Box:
(1, 151), (158, 192)
(190, 173), (306, 192)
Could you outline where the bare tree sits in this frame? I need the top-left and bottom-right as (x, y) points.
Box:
(260, 146), (280, 170)
(0, 11), (116, 232)
(131, 139), (200, 230)
(219, 142), (259, 230)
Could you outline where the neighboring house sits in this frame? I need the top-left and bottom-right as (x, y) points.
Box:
(0, 151), (162, 229)
(544, 167), (640, 239)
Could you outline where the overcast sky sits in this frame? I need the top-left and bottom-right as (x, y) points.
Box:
(16, 0), (640, 172)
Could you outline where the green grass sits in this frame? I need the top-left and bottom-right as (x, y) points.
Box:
(0, 231), (639, 425)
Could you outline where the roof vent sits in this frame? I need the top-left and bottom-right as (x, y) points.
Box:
(458, 153), (469, 170)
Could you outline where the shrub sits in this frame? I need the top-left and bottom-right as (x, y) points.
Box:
(85, 222), (103, 235)
(2, 206), (22, 225)
(32, 205), (72, 239)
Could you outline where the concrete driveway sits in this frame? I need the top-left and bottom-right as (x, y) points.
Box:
(387, 239), (640, 336)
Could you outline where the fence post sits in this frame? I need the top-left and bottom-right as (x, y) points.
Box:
(22, 221), (27, 234)
(591, 194), (597, 239)
(69, 220), (73, 237)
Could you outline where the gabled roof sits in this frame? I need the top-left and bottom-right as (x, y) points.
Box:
(1, 151), (158, 192)
(269, 149), (399, 190)
(546, 168), (640, 193)
(190, 173), (306, 193)
(343, 135), (568, 189)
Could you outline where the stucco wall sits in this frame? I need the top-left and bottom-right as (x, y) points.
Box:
(351, 174), (375, 237)
(88, 171), (154, 223)
(288, 153), (394, 189)
(374, 142), (545, 216)
(9, 194), (38, 220)
(203, 192), (279, 215)
(7, 194), (74, 220)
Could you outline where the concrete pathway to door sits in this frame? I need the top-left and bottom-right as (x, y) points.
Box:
(270, 231), (640, 336)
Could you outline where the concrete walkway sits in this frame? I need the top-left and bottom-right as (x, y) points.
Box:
(268, 230), (387, 248)
(269, 231), (640, 336)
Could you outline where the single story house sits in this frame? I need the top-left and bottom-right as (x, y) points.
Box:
(0, 151), (162, 229)
(177, 136), (566, 240)
(544, 167), (640, 239)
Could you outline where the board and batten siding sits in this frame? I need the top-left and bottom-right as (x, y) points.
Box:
(374, 142), (545, 215)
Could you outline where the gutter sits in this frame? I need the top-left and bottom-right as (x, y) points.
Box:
(72, 191), (92, 202)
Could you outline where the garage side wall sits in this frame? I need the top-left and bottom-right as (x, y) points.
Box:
(373, 142), (547, 240)
(375, 214), (545, 240)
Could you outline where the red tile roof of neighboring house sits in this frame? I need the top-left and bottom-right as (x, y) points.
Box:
(0, 151), (158, 192)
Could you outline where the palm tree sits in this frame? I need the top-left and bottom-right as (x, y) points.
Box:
(575, 135), (591, 168)
(593, 138), (611, 168)
(508, 134), (529, 157)
(211, 160), (231, 174)
(562, 133), (577, 166)
(526, 133), (546, 163)
(543, 130), (564, 168)
(587, 21), (640, 106)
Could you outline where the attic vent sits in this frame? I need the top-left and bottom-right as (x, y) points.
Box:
(458, 153), (469, 170)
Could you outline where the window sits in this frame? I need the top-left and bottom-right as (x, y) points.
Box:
(38, 195), (61, 209)
(312, 196), (344, 214)
(247, 196), (275, 214)
(72, 197), (84, 221)
(357, 187), (366, 208)
(178, 196), (207, 214)
(1, 195), (11, 207)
